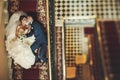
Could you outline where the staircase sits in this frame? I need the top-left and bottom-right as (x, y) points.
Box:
(84, 27), (102, 80)
(98, 20), (120, 80)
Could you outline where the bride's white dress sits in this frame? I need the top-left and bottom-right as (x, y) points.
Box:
(5, 11), (35, 69)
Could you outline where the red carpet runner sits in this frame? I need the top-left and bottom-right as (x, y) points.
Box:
(8, 0), (49, 80)
(12, 62), (49, 80)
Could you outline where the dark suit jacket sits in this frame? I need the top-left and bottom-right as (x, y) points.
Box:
(26, 20), (47, 44)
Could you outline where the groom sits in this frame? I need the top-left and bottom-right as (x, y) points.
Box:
(25, 13), (48, 63)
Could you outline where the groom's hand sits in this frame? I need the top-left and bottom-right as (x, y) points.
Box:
(25, 25), (31, 33)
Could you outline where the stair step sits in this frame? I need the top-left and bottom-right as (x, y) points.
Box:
(13, 62), (49, 80)
(22, 69), (39, 79)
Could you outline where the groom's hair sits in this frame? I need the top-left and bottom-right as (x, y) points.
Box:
(27, 11), (37, 20)
(19, 15), (27, 22)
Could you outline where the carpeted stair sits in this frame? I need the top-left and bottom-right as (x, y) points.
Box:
(12, 62), (49, 80)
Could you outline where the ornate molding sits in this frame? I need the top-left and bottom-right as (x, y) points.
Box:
(8, 0), (20, 16)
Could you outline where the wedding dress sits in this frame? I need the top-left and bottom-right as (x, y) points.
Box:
(5, 11), (35, 69)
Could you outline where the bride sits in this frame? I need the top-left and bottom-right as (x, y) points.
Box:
(5, 11), (35, 69)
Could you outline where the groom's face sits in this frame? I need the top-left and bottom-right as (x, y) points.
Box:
(27, 16), (32, 23)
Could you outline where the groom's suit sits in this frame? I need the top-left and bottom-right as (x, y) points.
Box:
(26, 20), (47, 62)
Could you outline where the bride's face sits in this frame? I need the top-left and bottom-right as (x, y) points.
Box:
(21, 18), (27, 25)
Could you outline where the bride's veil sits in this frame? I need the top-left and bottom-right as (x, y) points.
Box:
(5, 11), (27, 40)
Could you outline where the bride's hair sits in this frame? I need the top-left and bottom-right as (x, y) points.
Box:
(19, 15), (27, 22)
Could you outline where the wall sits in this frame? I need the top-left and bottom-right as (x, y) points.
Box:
(0, 0), (8, 80)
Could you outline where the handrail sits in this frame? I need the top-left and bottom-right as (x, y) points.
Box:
(96, 20), (109, 80)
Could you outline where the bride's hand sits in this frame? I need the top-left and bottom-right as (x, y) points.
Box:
(26, 25), (31, 33)
(24, 26), (31, 34)
(11, 37), (17, 41)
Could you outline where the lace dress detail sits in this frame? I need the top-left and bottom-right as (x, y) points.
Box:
(6, 26), (35, 69)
